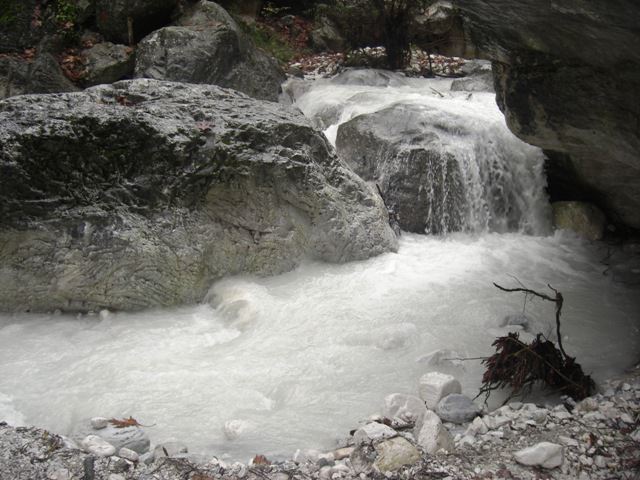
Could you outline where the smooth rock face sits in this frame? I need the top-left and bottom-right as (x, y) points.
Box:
(552, 201), (606, 241)
(336, 103), (465, 234)
(373, 437), (420, 472)
(0, 79), (396, 312)
(436, 394), (479, 424)
(135, 1), (285, 101)
(513, 442), (564, 469)
(353, 423), (397, 446)
(90, 417), (109, 430)
(414, 410), (454, 454)
(118, 447), (139, 462)
(82, 43), (135, 87)
(450, 0), (640, 229)
(81, 435), (116, 457)
(0, 54), (79, 100)
(382, 393), (427, 425)
(418, 372), (462, 410)
(73, 422), (150, 454)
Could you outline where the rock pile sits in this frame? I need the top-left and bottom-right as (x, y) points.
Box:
(3, 365), (637, 479)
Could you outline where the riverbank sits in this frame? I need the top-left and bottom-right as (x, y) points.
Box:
(1, 363), (638, 480)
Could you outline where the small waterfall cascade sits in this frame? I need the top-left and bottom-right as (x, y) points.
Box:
(287, 68), (551, 235)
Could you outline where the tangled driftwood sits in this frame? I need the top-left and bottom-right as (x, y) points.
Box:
(477, 283), (595, 403)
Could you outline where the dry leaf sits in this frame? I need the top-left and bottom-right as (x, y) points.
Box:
(109, 416), (145, 428)
(252, 454), (271, 465)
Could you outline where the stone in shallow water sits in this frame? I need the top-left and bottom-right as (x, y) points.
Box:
(81, 435), (116, 457)
(353, 422), (397, 445)
(373, 437), (420, 472)
(153, 441), (188, 459)
(90, 417), (108, 430)
(73, 421), (150, 454)
(418, 372), (462, 409)
(436, 394), (480, 424)
(513, 442), (563, 469)
(382, 393), (427, 425)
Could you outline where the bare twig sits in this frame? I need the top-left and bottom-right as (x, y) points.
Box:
(493, 282), (568, 359)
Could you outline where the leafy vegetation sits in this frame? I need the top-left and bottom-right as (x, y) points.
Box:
(240, 21), (298, 64)
(0, 0), (23, 27)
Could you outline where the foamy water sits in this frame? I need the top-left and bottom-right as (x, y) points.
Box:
(1, 233), (638, 460)
(1, 69), (638, 461)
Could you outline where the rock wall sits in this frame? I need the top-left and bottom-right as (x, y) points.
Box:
(0, 80), (397, 313)
(448, 0), (640, 229)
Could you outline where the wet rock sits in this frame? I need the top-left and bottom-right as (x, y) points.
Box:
(436, 394), (480, 424)
(335, 103), (466, 234)
(0, 54), (79, 100)
(0, 79), (396, 312)
(81, 435), (116, 457)
(90, 417), (108, 430)
(95, 0), (179, 44)
(310, 15), (345, 52)
(333, 446), (354, 460)
(223, 419), (250, 440)
(513, 442), (563, 469)
(353, 422), (397, 445)
(552, 201), (606, 241)
(373, 437), (420, 472)
(73, 422), (149, 454)
(382, 393), (427, 425)
(450, 72), (494, 92)
(135, 1), (285, 101)
(464, 416), (488, 437)
(418, 372), (462, 409)
(414, 410), (454, 454)
(447, 0), (640, 229)
(117, 447), (139, 462)
(416, 349), (465, 377)
(153, 441), (188, 459)
(82, 42), (135, 87)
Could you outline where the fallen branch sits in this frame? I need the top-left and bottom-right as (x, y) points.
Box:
(477, 282), (594, 403)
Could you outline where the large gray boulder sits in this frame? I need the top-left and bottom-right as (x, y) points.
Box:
(335, 101), (544, 235)
(81, 42), (135, 87)
(0, 79), (396, 313)
(448, 0), (640, 229)
(0, 53), (79, 100)
(135, 1), (286, 101)
(336, 104), (465, 234)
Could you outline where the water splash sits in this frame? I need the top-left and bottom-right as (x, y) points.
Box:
(289, 69), (551, 235)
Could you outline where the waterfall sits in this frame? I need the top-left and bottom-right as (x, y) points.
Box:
(287, 68), (551, 235)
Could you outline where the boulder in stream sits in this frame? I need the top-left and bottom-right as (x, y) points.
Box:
(0, 79), (396, 313)
(135, 1), (286, 101)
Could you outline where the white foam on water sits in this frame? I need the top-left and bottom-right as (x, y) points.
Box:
(1, 233), (638, 460)
(1, 69), (638, 461)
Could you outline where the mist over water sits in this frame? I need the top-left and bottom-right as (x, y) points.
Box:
(1, 70), (639, 461)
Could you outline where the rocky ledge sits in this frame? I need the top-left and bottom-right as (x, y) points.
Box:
(1, 365), (638, 480)
(0, 79), (397, 313)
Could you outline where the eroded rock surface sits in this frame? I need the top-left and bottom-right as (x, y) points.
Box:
(449, 0), (640, 229)
(0, 79), (396, 313)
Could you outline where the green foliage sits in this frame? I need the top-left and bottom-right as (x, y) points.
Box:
(54, 0), (77, 26)
(0, 0), (23, 27)
(53, 0), (79, 42)
(240, 21), (297, 64)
